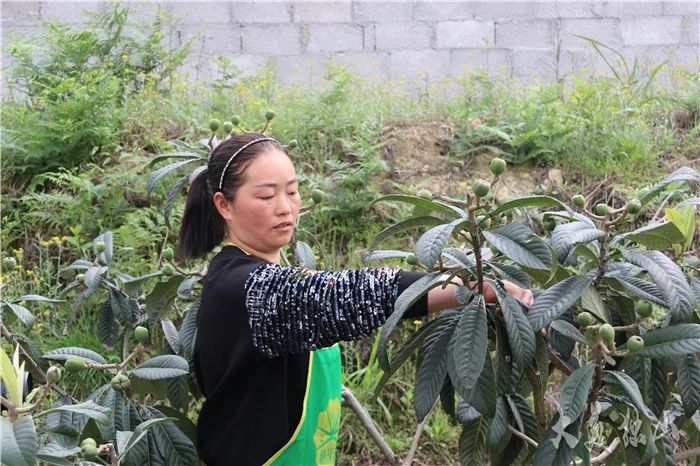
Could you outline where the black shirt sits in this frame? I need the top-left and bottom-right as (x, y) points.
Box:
(194, 245), (428, 465)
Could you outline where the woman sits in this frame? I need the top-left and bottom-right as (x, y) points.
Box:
(178, 133), (533, 466)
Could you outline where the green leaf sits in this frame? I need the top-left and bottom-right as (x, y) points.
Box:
(678, 196), (700, 207)
(38, 400), (111, 424)
(147, 158), (199, 194)
(532, 414), (581, 466)
(97, 298), (119, 347)
(528, 275), (594, 331)
(649, 360), (667, 417)
(94, 231), (114, 263)
(161, 319), (180, 354)
(415, 219), (467, 268)
(549, 319), (589, 347)
(36, 443), (81, 465)
(639, 324), (700, 358)
(559, 364), (595, 427)
(488, 397), (510, 448)
(84, 266), (107, 289)
(603, 370), (656, 421)
(131, 355), (189, 381)
(167, 376), (190, 412)
(374, 316), (445, 397)
(362, 250), (410, 263)
(414, 313), (460, 421)
(176, 276), (199, 300)
(665, 205), (696, 248)
(293, 240), (316, 269)
(551, 222), (604, 262)
(149, 150), (203, 167)
(109, 287), (140, 325)
(178, 301), (200, 364)
(486, 262), (531, 288)
(453, 296), (488, 391)
(640, 166), (700, 205)
(581, 286), (611, 324)
(142, 406), (198, 466)
(621, 249), (694, 323)
(369, 216), (444, 252)
(452, 351), (497, 418)
(441, 247), (475, 269)
(609, 275), (666, 307)
(43, 347), (107, 365)
(458, 414), (490, 466)
(370, 194), (466, 218)
(494, 195), (571, 215)
(144, 276), (185, 321)
(0, 416), (37, 466)
(378, 272), (443, 372)
(507, 393), (539, 442)
(613, 221), (686, 250)
(164, 174), (190, 225)
(483, 222), (552, 270)
(4, 302), (35, 327)
(498, 291), (536, 373)
(94, 387), (130, 442)
(677, 355), (700, 416)
(118, 418), (170, 461)
(16, 294), (64, 303)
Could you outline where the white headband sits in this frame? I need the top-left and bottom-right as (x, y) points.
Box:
(217, 137), (278, 191)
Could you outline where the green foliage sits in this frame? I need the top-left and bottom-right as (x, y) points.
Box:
(371, 165), (700, 465)
(1, 5), (191, 183)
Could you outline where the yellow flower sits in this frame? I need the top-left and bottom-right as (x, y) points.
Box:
(313, 398), (341, 466)
(61, 236), (68, 242)
(26, 270), (33, 276)
(413, 319), (422, 327)
(41, 241), (49, 247)
(34, 277), (41, 284)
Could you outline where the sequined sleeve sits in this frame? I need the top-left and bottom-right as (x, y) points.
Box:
(244, 264), (402, 358)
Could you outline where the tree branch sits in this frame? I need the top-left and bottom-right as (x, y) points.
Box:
(341, 386), (397, 466)
(402, 401), (437, 466)
(507, 424), (538, 448)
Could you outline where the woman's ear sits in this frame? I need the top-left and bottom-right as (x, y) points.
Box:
(212, 192), (233, 220)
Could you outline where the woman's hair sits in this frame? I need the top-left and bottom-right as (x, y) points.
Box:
(177, 133), (289, 260)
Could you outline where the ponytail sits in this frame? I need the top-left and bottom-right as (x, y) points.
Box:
(177, 168), (225, 261)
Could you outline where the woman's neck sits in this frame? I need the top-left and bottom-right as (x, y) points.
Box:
(226, 231), (281, 264)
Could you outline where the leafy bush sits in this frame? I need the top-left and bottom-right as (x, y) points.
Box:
(1, 5), (191, 184)
(369, 163), (700, 465)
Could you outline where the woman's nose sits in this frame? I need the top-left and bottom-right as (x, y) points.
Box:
(275, 196), (292, 215)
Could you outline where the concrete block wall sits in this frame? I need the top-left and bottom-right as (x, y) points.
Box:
(2, 1), (699, 89)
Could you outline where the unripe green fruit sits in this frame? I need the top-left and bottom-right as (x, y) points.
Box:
(543, 217), (556, 232)
(110, 373), (131, 391)
(222, 121), (233, 134)
(95, 241), (106, 253)
(134, 325), (149, 343)
(417, 189), (433, 200)
(577, 312), (593, 327)
(2, 257), (17, 272)
(231, 115), (241, 125)
(65, 356), (86, 372)
(209, 119), (220, 132)
(490, 157), (506, 176)
(627, 335), (644, 352)
(265, 110), (275, 121)
(311, 189), (325, 204)
(476, 215), (491, 229)
(572, 195), (585, 208)
(81, 438), (97, 448)
(626, 199), (642, 214)
(46, 366), (62, 383)
(599, 324), (615, 343)
(162, 264), (174, 276)
(163, 247), (174, 261)
(288, 139), (298, 149)
(636, 301), (653, 318)
(472, 179), (490, 198)
(76, 273), (85, 282)
(81, 444), (99, 459)
(405, 253), (417, 265)
(595, 203), (610, 215)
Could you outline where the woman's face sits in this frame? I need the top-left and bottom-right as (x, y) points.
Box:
(218, 148), (301, 255)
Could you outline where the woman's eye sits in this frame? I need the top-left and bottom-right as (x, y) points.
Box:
(288, 191), (298, 196)
(260, 196), (273, 200)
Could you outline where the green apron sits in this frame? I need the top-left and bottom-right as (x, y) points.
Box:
(264, 344), (343, 466)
